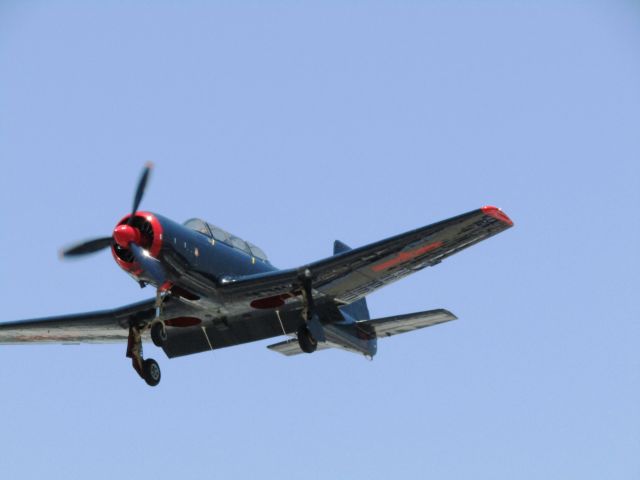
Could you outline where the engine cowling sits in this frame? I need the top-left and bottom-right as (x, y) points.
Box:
(111, 212), (163, 277)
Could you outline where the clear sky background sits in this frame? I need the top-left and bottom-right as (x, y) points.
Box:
(0, 1), (638, 478)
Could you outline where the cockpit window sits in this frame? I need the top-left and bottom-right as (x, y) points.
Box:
(208, 225), (230, 243)
(229, 235), (252, 255)
(183, 218), (269, 261)
(247, 242), (268, 261)
(183, 218), (212, 237)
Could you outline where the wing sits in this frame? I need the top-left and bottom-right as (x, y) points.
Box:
(357, 308), (457, 338)
(0, 298), (157, 344)
(219, 206), (513, 305)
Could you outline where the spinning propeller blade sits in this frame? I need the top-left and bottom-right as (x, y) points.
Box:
(128, 162), (153, 225)
(60, 163), (160, 282)
(60, 236), (113, 258)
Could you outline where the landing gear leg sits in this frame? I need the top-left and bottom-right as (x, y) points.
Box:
(127, 326), (161, 386)
(297, 269), (325, 353)
(150, 286), (169, 347)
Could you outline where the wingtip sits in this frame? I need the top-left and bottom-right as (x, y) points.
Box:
(438, 308), (458, 320)
(481, 205), (514, 227)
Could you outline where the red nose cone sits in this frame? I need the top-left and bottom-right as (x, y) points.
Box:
(113, 224), (141, 248)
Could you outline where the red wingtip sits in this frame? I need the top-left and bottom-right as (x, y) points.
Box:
(145, 161), (154, 169)
(481, 205), (514, 226)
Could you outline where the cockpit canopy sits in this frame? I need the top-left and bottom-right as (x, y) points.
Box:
(183, 218), (269, 262)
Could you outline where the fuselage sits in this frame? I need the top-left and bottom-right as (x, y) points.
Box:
(112, 212), (277, 299)
(108, 211), (375, 358)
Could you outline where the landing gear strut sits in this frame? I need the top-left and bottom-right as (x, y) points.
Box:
(150, 287), (169, 347)
(128, 285), (170, 385)
(296, 268), (325, 353)
(127, 326), (161, 386)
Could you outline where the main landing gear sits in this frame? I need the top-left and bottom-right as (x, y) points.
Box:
(296, 268), (325, 354)
(127, 325), (161, 386)
(127, 287), (168, 386)
(150, 287), (169, 348)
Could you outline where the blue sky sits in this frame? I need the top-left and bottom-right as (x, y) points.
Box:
(0, 1), (638, 478)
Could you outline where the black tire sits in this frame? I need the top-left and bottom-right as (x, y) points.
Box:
(142, 358), (161, 386)
(297, 326), (318, 353)
(150, 322), (167, 347)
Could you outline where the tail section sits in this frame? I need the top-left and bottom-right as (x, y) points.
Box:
(267, 240), (459, 359)
(334, 240), (370, 321)
(341, 298), (370, 321)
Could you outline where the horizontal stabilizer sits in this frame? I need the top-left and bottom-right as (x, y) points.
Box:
(267, 338), (333, 356)
(267, 308), (456, 357)
(360, 308), (457, 338)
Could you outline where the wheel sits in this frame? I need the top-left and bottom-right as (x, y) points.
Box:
(297, 326), (318, 353)
(142, 358), (161, 386)
(150, 322), (167, 347)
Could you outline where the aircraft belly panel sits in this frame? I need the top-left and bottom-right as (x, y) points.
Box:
(162, 326), (212, 358)
(161, 309), (299, 358)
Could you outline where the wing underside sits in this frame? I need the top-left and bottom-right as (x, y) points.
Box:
(0, 299), (157, 344)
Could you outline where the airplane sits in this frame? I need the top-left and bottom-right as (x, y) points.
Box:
(0, 164), (513, 386)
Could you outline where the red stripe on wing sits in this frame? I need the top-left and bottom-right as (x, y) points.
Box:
(371, 240), (444, 273)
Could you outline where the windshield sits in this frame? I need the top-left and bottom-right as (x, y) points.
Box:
(183, 218), (269, 261)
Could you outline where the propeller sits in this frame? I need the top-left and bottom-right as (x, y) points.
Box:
(61, 163), (169, 325)
(60, 163), (154, 259)
(128, 162), (152, 226)
(61, 236), (114, 257)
